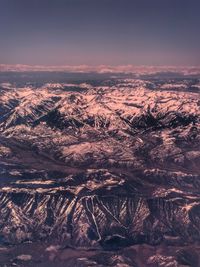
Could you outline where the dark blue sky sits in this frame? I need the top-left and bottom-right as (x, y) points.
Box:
(0, 0), (200, 66)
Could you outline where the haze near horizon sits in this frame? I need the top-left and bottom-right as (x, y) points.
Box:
(0, 0), (200, 66)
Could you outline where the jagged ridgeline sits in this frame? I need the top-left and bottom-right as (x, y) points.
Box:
(0, 77), (200, 266)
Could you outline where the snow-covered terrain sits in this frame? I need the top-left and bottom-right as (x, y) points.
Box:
(0, 76), (200, 266)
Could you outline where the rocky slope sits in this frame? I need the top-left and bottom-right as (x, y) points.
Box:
(0, 77), (200, 266)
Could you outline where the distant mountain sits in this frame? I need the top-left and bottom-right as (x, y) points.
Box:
(1, 64), (200, 77)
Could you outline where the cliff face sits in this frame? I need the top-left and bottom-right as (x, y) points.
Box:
(0, 78), (200, 266)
